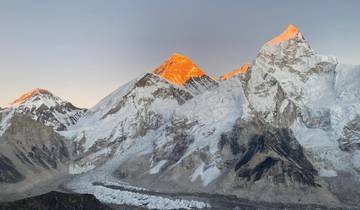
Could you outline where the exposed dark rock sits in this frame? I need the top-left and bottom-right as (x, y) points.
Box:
(184, 75), (218, 94)
(153, 118), (197, 164)
(0, 155), (24, 183)
(134, 72), (158, 88)
(220, 119), (320, 187)
(15, 98), (85, 131)
(0, 114), (70, 184)
(0, 191), (112, 210)
(234, 127), (320, 186)
(218, 130), (244, 156)
(300, 107), (331, 129)
(152, 86), (193, 105)
(339, 116), (360, 151)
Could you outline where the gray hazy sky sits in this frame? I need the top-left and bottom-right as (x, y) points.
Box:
(0, 0), (359, 108)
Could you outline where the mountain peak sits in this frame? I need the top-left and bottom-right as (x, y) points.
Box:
(168, 52), (189, 61)
(220, 64), (250, 80)
(266, 24), (300, 45)
(153, 53), (206, 85)
(10, 88), (53, 105)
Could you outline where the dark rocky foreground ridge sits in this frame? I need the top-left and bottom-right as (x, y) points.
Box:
(0, 191), (111, 210)
(0, 190), (357, 210)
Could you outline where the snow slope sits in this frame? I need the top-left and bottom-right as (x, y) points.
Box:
(65, 72), (193, 172)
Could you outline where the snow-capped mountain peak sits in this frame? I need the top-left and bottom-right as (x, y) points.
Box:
(8, 88), (62, 108)
(1, 88), (86, 132)
(244, 23), (338, 128)
(266, 24), (302, 45)
(259, 23), (313, 60)
(11, 88), (51, 105)
(153, 53), (206, 85)
(153, 53), (218, 94)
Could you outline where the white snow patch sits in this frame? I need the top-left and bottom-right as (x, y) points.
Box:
(191, 163), (205, 182)
(352, 151), (360, 170)
(319, 169), (337, 177)
(279, 99), (289, 113)
(149, 160), (167, 174)
(191, 163), (221, 186)
(202, 166), (221, 186)
(0, 109), (15, 137)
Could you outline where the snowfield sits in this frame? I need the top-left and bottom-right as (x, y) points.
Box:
(74, 184), (210, 209)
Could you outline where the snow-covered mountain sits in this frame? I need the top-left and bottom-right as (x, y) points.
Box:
(61, 24), (360, 208)
(240, 24), (360, 176)
(1, 24), (360, 209)
(0, 89), (86, 195)
(0, 88), (86, 135)
(65, 72), (194, 173)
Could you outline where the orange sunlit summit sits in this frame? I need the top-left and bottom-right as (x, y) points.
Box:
(220, 64), (250, 80)
(11, 88), (50, 105)
(153, 53), (206, 85)
(266, 24), (300, 45)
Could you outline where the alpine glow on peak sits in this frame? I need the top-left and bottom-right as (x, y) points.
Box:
(220, 64), (250, 80)
(266, 24), (301, 45)
(10, 88), (52, 105)
(153, 53), (206, 85)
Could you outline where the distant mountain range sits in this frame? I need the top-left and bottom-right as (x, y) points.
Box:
(1, 24), (360, 210)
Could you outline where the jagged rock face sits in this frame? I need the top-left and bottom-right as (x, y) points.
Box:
(0, 114), (70, 189)
(68, 73), (194, 173)
(339, 117), (360, 152)
(234, 127), (319, 186)
(152, 117), (197, 165)
(0, 89), (86, 133)
(212, 119), (342, 205)
(28, 102), (84, 131)
(243, 25), (337, 127)
(184, 75), (219, 95)
(300, 107), (331, 129)
(243, 68), (298, 127)
(217, 119), (320, 187)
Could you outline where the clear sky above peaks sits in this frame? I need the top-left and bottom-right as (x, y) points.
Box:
(0, 0), (359, 108)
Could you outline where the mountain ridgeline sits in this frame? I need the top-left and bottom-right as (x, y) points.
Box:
(1, 24), (360, 209)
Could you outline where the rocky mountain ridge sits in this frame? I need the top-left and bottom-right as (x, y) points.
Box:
(1, 24), (360, 209)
